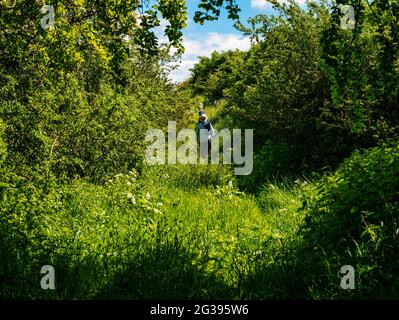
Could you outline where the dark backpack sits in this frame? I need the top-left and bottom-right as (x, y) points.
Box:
(198, 119), (211, 131)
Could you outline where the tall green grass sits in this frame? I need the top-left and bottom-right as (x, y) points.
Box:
(0, 163), (310, 299)
(4, 144), (396, 299)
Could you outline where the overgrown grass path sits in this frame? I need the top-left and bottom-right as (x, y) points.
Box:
(4, 164), (307, 299)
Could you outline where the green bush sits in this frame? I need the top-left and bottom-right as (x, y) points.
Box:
(0, 170), (50, 299)
(237, 143), (308, 193)
(0, 62), (193, 183)
(299, 144), (399, 298)
(239, 144), (399, 299)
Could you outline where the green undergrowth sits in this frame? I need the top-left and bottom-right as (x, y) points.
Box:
(0, 163), (310, 299)
(2, 144), (397, 299)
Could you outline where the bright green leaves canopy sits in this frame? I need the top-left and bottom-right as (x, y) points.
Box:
(0, 0), (184, 73)
(0, 0), (241, 75)
(189, 50), (244, 104)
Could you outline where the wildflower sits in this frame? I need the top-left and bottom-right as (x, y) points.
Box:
(127, 193), (136, 205)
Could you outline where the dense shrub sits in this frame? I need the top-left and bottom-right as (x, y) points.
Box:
(241, 144), (399, 299)
(0, 171), (51, 298)
(237, 143), (309, 193)
(0, 61), (192, 183)
(186, 1), (399, 175)
(300, 143), (399, 298)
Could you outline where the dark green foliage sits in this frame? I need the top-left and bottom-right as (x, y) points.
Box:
(0, 59), (192, 183)
(240, 144), (399, 299)
(189, 50), (244, 105)
(223, 3), (332, 155)
(0, 170), (52, 298)
(320, 0), (399, 142)
(0, 118), (6, 164)
(188, 2), (354, 176)
(300, 144), (399, 298)
(237, 143), (306, 193)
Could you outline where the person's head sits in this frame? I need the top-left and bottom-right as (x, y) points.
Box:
(199, 110), (207, 122)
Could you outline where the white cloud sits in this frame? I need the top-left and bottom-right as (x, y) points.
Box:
(169, 59), (198, 83)
(184, 32), (251, 57)
(251, 0), (307, 10)
(154, 18), (170, 42)
(169, 32), (251, 83)
(251, 0), (270, 9)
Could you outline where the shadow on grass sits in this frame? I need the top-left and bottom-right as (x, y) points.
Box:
(96, 244), (233, 300)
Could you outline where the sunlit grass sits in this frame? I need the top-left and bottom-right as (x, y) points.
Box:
(7, 163), (311, 299)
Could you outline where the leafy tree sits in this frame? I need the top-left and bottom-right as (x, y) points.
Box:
(223, 2), (336, 168)
(189, 50), (244, 104)
(0, 0), (240, 181)
(0, 0), (242, 74)
(320, 0), (399, 140)
(188, 0), (399, 178)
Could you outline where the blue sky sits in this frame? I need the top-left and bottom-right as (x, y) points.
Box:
(167, 0), (305, 82)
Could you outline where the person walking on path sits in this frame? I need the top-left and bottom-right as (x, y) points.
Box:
(195, 110), (214, 159)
